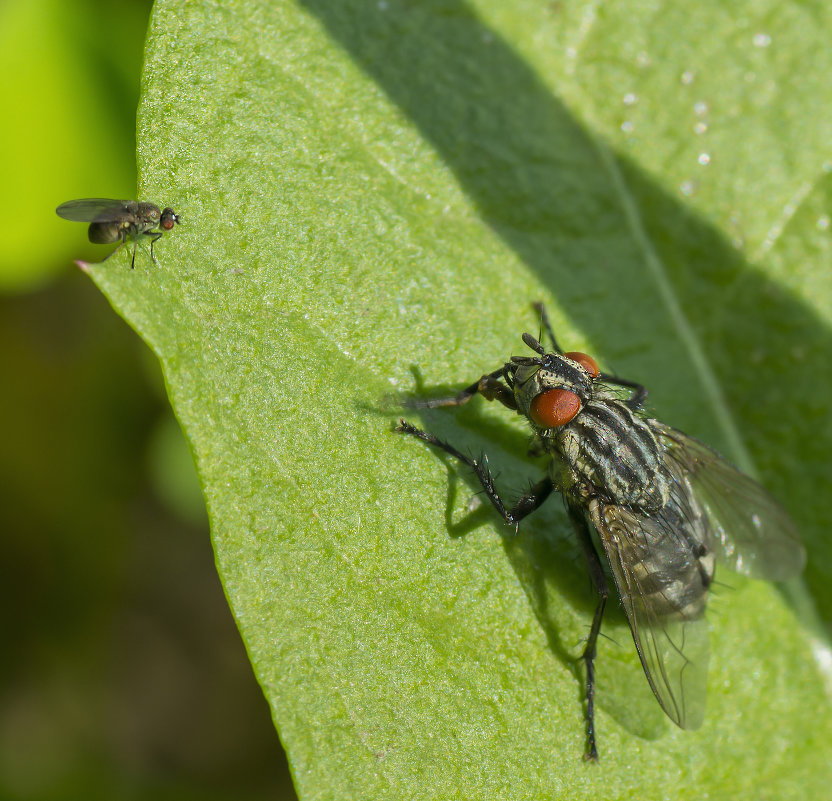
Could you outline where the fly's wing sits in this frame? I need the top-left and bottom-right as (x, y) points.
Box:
(55, 199), (133, 222)
(589, 496), (710, 729)
(655, 423), (806, 581)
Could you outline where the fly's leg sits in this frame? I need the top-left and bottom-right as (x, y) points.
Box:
(567, 500), (609, 762)
(99, 234), (127, 266)
(531, 301), (648, 411)
(599, 373), (648, 411)
(148, 231), (164, 266)
(532, 301), (563, 353)
(397, 420), (553, 529)
(407, 366), (516, 412)
(130, 230), (139, 269)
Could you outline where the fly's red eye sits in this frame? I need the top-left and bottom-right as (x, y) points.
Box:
(563, 351), (600, 377)
(161, 218), (175, 230)
(530, 389), (581, 428)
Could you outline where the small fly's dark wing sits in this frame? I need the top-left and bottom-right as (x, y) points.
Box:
(55, 199), (133, 223)
(589, 493), (711, 729)
(655, 423), (806, 581)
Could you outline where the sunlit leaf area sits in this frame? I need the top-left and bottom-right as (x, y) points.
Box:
(4, 1), (832, 799)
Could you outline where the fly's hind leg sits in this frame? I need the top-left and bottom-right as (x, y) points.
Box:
(567, 500), (609, 762)
(98, 231), (128, 267)
(397, 420), (553, 529)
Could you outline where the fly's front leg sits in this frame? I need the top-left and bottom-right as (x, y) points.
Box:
(397, 420), (553, 529)
(567, 500), (609, 762)
(408, 366), (516, 411)
(531, 300), (647, 411)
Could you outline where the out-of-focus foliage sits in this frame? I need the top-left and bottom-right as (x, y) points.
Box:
(0, 0), (295, 797)
(0, 0), (144, 289)
(0, 280), (290, 801)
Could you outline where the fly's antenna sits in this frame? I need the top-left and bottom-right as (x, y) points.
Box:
(522, 332), (545, 355)
(532, 301), (562, 353)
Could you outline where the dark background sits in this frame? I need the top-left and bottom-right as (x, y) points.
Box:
(0, 1), (295, 797)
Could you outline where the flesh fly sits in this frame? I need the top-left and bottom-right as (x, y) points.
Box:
(398, 303), (805, 760)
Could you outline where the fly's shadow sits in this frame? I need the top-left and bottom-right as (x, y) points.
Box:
(396, 365), (667, 743)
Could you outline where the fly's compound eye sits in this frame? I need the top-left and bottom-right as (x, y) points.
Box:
(563, 351), (600, 378)
(160, 208), (179, 230)
(529, 389), (581, 428)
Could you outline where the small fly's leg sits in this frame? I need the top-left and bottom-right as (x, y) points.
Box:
(599, 373), (648, 411)
(148, 231), (164, 266)
(408, 366), (516, 412)
(567, 500), (609, 762)
(532, 301), (563, 353)
(99, 235), (127, 266)
(397, 420), (553, 529)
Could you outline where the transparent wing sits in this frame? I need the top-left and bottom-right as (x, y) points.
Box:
(55, 199), (132, 222)
(655, 423), (806, 581)
(589, 495), (711, 729)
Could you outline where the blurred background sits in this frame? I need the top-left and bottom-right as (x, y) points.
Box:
(0, 1), (296, 797)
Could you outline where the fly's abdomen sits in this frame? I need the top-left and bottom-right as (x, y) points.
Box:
(88, 221), (122, 244)
(557, 400), (670, 511)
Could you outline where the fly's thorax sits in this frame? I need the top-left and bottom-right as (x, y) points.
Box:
(135, 202), (162, 231)
(554, 400), (672, 511)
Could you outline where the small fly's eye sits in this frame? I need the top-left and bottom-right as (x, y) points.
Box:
(564, 351), (600, 378)
(160, 208), (179, 230)
(530, 389), (581, 428)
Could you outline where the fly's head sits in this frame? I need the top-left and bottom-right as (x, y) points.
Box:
(160, 207), (181, 231)
(508, 333), (600, 431)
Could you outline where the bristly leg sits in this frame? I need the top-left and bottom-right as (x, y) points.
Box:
(599, 373), (649, 411)
(397, 420), (553, 529)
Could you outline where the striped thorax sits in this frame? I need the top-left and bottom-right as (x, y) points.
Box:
(511, 351), (671, 511)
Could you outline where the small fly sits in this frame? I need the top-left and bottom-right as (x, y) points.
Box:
(56, 198), (181, 268)
(398, 303), (805, 760)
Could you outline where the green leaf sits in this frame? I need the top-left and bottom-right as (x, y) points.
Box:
(87, 0), (832, 797)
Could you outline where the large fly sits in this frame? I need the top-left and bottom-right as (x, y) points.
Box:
(56, 198), (180, 268)
(398, 303), (805, 760)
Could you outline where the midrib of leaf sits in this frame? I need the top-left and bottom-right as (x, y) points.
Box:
(563, 1), (601, 77)
(594, 138), (757, 475)
(751, 171), (823, 263)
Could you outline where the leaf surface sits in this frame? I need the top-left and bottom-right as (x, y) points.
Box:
(87, 1), (832, 797)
